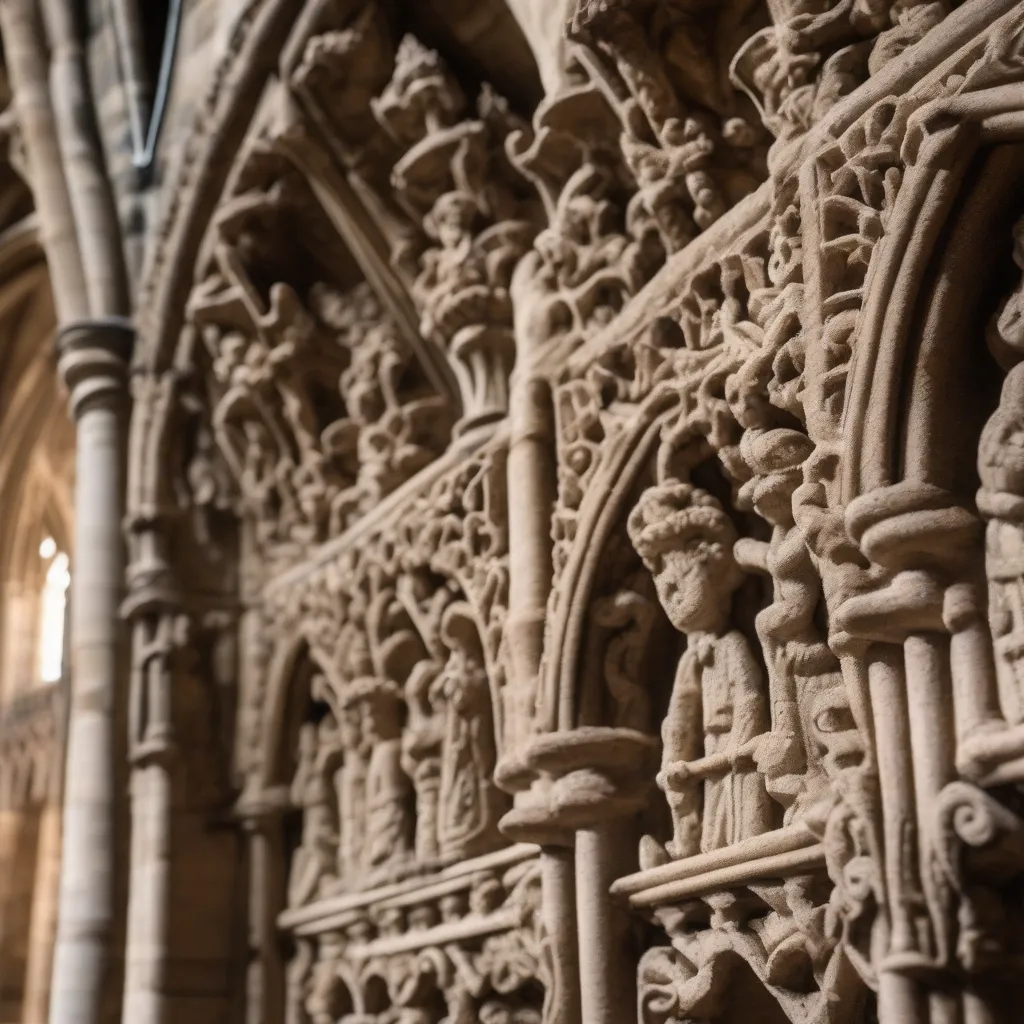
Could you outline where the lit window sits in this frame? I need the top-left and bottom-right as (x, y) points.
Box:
(38, 539), (70, 683)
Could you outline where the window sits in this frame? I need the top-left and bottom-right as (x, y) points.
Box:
(37, 538), (70, 683)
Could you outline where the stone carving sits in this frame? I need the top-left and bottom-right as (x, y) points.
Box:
(245, 443), (512, 898)
(628, 481), (774, 860)
(731, 0), (952, 142)
(14, 2), (1024, 1024)
(567, 0), (767, 236)
(281, 849), (547, 1024)
(287, 717), (342, 907)
(371, 37), (540, 431)
(186, 177), (453, 561)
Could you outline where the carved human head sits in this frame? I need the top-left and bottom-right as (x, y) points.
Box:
(426, 192), (479, 249)
(627, 481), (742, 634)
(438, 603), (487, 709)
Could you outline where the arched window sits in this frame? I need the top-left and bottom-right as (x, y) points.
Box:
(37, 537), (69, 684)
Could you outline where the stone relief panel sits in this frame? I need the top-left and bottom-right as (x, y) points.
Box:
(283, 846), (548, 1024)
(233, 439), (538, 1024)
(263, 441), (510, 889)
(123, 3), (1024, 1024)
(526, 9), (1024, 1023)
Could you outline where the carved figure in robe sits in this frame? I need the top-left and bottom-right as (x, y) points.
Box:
(288, 717), (341, 906)
(628, 481), (773, 858)
(353, 679), (413, 874)
(336, 699), (367, 881)
(401, 658), (445, 862)
(433, 603), (502, 858)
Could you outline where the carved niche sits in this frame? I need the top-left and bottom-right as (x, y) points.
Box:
(182, 143), (454, 566)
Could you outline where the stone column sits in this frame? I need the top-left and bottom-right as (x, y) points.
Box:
(236, 791), (288, 1024)
(21, 802), (62, 1024)
(576, 824), (637, 1024)
(48, 318), (131, 1024)
(0, 804), (22, 1022)
(119, 610), (177, 1024)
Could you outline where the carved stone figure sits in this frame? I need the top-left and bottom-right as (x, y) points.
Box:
(628, 481), (774, 859)
(434, 603), (503, 858)
(351, 679), (413, 877)
(288, 718), (341, 906)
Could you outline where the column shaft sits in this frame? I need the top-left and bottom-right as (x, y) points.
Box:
(49, 321), (130, 1024)
(121, 762), (171, 1024)
(576, 824), (636, 1024)
(541, 847), (581, 1024)
(22, 804), (62, 1024)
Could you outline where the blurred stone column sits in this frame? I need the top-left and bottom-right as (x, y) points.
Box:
(22, 802), (62, 1024)
(48, 318), (131, 1024)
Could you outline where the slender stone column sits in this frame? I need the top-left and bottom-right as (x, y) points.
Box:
(540, 846), (581, 1024)
(22, 803), (62, 1024)
(236, 792), (288, 1024)
(48, 318), (132, 1024)
(119, 612), (176, 1024)
(576, 823), (637, 1024)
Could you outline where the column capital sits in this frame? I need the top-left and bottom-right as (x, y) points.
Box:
(56, 316), (134, 419)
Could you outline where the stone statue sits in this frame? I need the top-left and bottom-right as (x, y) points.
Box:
(354, 679), (414, 875)
(288, 717), (340, 906)
(434, 603), (502, 858)
(628, 480), (774, 858)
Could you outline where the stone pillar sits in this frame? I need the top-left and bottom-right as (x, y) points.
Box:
(121, 741), (172, 1024)
(119, 609), (178, 1024)
(539, 846), (581, 1024)
(839, 484), (992, 1024)
(21, 803), (62, 1024)
(237, 792), (288, 1024)
(48, 318), (131, 1024)
(0, 806), (22, 1022)
(576, 824), (636, 1024)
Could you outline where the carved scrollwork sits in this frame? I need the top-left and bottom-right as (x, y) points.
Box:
(731, 0), (952, 142)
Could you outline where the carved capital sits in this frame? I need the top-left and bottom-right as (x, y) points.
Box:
(56, 316), (133, 420)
